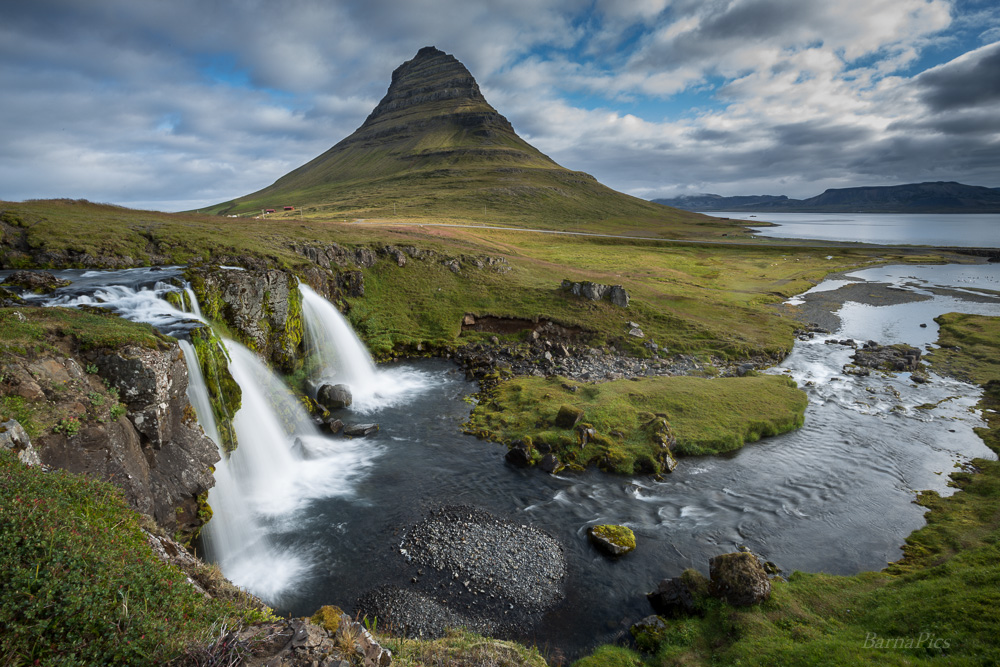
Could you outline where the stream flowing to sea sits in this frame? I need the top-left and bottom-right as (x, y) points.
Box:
(7, 261), (999, 657)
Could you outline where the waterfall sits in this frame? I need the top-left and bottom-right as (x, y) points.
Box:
(181, 338), (308, 601)
(184, 286), (203, 318)
(45, 274), (393, 603)
(300, 284), (379, 389)
(299, 283), (431, 412)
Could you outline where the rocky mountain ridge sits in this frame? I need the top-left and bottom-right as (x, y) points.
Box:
(655, 181), (1000, 213)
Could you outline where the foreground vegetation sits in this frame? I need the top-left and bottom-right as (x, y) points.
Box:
(572, 314), (1000, 666)
(466, 374), (807, 474)
(0, 451), (273, 666)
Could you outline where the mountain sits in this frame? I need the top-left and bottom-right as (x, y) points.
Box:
(654, 181), (1000, 213)
(203, 47), (702, 233)
(652, 194), (791, 211)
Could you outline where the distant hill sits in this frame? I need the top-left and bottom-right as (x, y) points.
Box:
(654, 182), (1000, 213)
(201, 46), (707, 235)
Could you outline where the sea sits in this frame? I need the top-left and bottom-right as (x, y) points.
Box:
(701, 211), (1000, 248)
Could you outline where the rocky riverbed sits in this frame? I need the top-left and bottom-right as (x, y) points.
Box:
(357, 505), (566, 639)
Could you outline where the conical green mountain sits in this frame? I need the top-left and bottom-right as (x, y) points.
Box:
(203, 46), (701, 232)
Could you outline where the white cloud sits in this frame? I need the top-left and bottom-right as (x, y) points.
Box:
(0, 0), (997, 209)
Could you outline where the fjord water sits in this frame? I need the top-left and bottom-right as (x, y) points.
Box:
(15, 263), (998, 656)
(703, 211), (1000, 247)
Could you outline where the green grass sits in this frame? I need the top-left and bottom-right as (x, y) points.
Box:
(0, 306), (169, 353)
(573, 315), (1000, 665)
(384, 627), (549, 667)
(466, 374), (807, 474)
(0, 199), (951, 367)
(924, 312), (1000, 384)
(0, 450), (272, 666)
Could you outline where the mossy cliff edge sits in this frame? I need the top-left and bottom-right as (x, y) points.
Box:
(0, 307), (219, 543)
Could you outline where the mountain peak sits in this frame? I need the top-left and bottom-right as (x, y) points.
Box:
(364, 46), (493, 125)
(203, 48), (692, 229)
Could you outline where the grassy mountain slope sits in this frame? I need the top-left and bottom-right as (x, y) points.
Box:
(199, 47), (707, 235)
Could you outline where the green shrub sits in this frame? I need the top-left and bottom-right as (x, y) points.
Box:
(52, 417), (81, 436)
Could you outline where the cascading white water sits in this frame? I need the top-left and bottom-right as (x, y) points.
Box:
(40, 274), (402, 603)
(185, 338), (311, 601)
(184, 286), (203, 318)
(299, 283), (432, 412)
(174, 288), (387, 603)
(300, 284), (379, 387)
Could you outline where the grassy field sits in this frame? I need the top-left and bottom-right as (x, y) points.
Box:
(465, 374), (807, 474)
(572, 314), (1000, 666)
(2, 198), (950, 367)
(2, 196), (996, 665)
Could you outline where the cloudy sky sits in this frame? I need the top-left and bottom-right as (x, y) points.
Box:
(2, 0), (999, 211)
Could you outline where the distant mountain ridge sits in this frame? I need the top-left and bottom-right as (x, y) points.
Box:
(654, 182), (1000, 213)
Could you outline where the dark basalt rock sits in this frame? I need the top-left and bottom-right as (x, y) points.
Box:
(647, 577), (700, 617)
(317, 383), (353, 410)
(2, 270), (71, 294)
(504, 444), (531, 467)
(7, 338), (219, 539)
(850, 341), (922, 373)
(343, 423), (379, 437)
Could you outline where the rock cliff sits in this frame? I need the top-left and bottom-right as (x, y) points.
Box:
(0, 307), (218, 540)
(187, 267), (303, 373)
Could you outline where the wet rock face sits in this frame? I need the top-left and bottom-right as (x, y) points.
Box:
(851, 341), (923, 373)
(708, 552), (771, 606)
(190, 268), (303, 373)
(1, 270), (71, 294)
(317, 383), (353, 410)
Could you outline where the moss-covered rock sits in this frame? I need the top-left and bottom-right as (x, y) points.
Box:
(189, 325), (241, 454)
(587, 524), (636, 557)
(187, 267), (304, 374)
(630, 614), (669, 653)
(310, 605), (346, 634)
(708, 552), (771, 606)
(554, 404), (584, 428)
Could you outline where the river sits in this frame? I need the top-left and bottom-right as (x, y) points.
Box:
(4, 261), (999, 658)
(701, 211), (1000, 247)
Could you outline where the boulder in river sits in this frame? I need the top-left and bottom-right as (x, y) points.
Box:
(647, 570), (707, 617)
(708, 552), (771, 606)
(343, 423), (378, 437)
(505, 444), (531, 467)
(587, 524), (636, 557)
(317, 383), (353, 410)
(1, 270), (71, 294)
